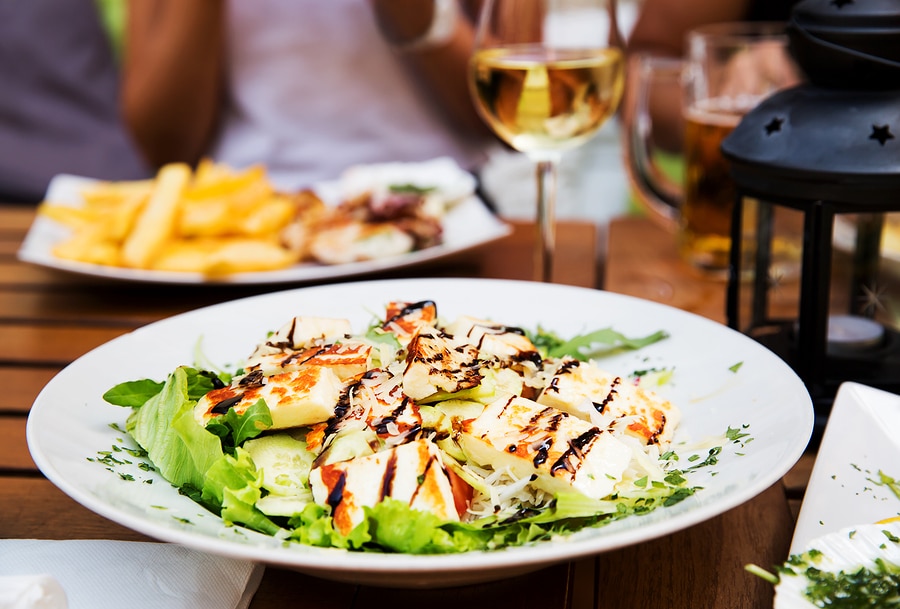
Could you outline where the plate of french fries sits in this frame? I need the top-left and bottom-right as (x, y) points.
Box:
(18, 158), (511, 284)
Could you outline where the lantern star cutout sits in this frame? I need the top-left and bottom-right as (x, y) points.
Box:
(859, 282), (888, 316)
(767, 268), (785, 293)
(764, 117), (784, 135)
(870, 124), (895, 146)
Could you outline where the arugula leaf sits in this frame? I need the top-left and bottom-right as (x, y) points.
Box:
(103, 367), (225, 407)
(205, 399), (273, 454)
(539, 327), (669, 361)
(103, 379), (164, 407)
(185, 368), (228, 401)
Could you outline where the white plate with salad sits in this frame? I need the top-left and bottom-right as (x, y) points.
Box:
(26, 278), (814, 587)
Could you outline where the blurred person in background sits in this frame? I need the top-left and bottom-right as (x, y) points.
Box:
(120, 0), (497, 192)
(0, 0), (150, 203)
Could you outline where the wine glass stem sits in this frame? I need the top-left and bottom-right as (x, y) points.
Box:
(535, 158), (559, 283)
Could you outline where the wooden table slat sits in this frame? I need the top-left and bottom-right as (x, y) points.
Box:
(605, 215), (728, 322)
(0, 366), (60, 412)
(0, 418), (33, 471)
(0, 204), (36, 232)
(0, 325), (130, 365)
(0, 477), (156, 541)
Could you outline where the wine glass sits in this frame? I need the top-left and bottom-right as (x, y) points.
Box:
(469, 0), (625, 282)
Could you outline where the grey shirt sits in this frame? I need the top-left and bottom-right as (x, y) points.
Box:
(0, 0), (151, 203)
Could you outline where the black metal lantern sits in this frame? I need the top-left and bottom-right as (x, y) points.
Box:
(720, 0), (900, 432)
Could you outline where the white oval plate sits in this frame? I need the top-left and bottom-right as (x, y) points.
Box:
(26, 278), (814, 587)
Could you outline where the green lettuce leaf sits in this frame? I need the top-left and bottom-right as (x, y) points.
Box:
(200, 447), (282, 536)
(125, 366), (223, 490)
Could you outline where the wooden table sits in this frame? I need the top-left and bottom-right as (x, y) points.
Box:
(1, 204), (810, 608)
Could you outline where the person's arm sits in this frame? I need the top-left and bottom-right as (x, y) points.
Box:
(369, 0), (491, 137)
(121, 0), (226, 168)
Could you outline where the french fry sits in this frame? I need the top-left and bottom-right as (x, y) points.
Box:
(80, 179), (154, 207)
(120, 163), (191, 268)
(38, 203), (94, 229)
(178, 163), (275, 237)
(192, 157), (232, 187)
(101, 193), (146, 242)
(39, 159), (345, 275)
(240, 194), (296, 236)
(52, 226), (120, 266)
(153, 237), (299, 274)
(202, 238), (300, 274)
(177, 197), (234, 237)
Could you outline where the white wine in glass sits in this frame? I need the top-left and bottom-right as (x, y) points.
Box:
(469, 0), (624, 282)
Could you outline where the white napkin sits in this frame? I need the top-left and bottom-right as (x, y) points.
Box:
(0, 540), (263, 609)
(0, 575), (67, 609)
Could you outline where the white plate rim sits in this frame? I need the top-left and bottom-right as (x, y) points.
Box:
(26, 277), (815, 586)
(16, 174), (512, 285)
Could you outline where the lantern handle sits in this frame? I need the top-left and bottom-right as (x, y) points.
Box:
(788, 19), (900, 70)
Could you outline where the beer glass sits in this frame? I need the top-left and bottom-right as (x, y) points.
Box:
(623, 22), (800, 276)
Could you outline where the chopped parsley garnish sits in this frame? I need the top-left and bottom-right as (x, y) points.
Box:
(748, 527), (900, 608)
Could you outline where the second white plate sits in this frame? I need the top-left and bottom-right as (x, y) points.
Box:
(790, 381), (900, 553)
(17, 174), (512, 285)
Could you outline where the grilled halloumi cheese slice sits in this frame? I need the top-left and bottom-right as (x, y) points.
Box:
(250, 315), (352, 353)
(244, 316), (355, 372)
(245, 340), (372, 379)
(308, 369), (423, 467)
(402, 326), (482, 401)
(355, 369), (422, 444)
(380, 300), (438, 347)
(459, 395), (632, 501)
(309, 438), (464, 536)
(194, 366), (344, 429)
(537, 359), (680, 448)
(444, 315), (542, 368)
